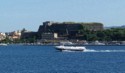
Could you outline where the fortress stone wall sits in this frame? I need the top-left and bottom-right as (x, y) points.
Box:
(38, 21), (104, 37)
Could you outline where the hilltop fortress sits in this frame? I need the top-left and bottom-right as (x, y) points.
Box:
(38, 21), (103, 37)
(2, 21), (125, 43)
(21, 21), (104, 40)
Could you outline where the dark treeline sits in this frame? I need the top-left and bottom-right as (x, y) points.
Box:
(79, 28), (125, 41)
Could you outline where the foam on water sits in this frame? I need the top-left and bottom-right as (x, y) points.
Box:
(84, 49), (125, 52)
(61, 49), (125, 52)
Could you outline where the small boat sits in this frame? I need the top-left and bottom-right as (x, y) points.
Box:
(59, 41), (74, 45)
(90, 41), (105, 45)
(0, 43), (8, 46)
(55, 45), (86, 51)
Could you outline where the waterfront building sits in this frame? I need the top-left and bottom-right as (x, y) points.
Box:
(0, 32), (6, 41)
(6, 30), (21, 40)
(41, 33), (58, 40)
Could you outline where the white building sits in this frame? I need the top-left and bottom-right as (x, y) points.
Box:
(7, 30), (21, 40)
(0, 32), (6, 41)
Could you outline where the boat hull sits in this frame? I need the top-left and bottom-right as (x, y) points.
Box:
(55, 46), (86, 51)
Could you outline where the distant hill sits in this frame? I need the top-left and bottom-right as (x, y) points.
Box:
(105, 25), (125, 29)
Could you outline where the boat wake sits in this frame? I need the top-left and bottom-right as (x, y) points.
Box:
(61, 49), (125, 52)
(84, 49), (125, 52)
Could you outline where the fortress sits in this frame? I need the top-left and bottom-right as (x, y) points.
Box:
(21, 21), (104, 40)
(38, 21), (104, 37)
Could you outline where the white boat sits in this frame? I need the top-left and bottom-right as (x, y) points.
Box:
(0, 43), (8, 46)
(55, 45), (86, 51)
(90, 41), (105, 45)
(121, 41), (125, 45)
(59, 41), (74, 45)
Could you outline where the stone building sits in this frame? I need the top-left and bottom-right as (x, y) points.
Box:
(41, 33), (58, 40)
(21, 31), (37, 39)
(38, 21), (104, 39)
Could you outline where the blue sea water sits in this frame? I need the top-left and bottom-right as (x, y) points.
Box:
(0, 45), (125, 73)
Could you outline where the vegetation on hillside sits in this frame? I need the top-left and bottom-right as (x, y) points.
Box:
(79, 28), (125, 41)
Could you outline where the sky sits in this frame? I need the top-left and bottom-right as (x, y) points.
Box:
(0, 0), (125, 32)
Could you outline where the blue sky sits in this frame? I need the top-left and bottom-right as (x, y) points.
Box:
(0, 0), (125, 32)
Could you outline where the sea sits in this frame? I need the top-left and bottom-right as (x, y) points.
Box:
(0, 45), (125, 73)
